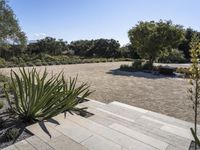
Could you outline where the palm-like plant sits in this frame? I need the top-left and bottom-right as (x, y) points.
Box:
(4, 68), (92, 122)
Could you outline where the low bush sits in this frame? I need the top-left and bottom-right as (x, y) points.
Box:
(132, 60), (143, 70)
(0, 101), (4, 109)
(0, 58), (6, 68)
(26, 62), (34, 66)
(4, 68), (92, 122)
(34, 62), (42, 66)
(176, 67), (191, 78)
(159, 66), (175, 75)
(4, 128), (20, 141)
(0, 58), (6, 64)
(0, 73), (9, 82)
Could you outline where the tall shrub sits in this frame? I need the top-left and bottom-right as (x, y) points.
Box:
(188, 34), (200, 149)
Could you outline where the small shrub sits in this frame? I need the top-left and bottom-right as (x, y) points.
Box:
(34, 62), (42, 66)
(47, 61), (55, 65)
(18, 63), (26, 67)
(0, 73), (9, 82)
(141, 60), (153, 70)
(132, 60), (143, 70)
(176, 67), (191, 77)
(120, 64), (133, 71)
(26, 62), (34, 66)
(159, 66), (175, 75)
(0, 58), (6, 68)
(0, 101), (4, 109)
(41, 61), (48, 66)
(4, 128), (20, 141)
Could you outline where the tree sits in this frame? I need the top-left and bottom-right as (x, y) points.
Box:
(188, 34), (200, 149)
(0, 0), (27, 59)
(128, 20), (184, 66)
(69, 39), (120, 58)
(117, 44), (139, 58)
(179, 28), (200, 59)
(27, 37), (68, 55)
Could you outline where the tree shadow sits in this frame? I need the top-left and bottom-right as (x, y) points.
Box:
(107, 69), (179, 79)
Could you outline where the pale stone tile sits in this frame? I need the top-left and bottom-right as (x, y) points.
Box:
(109, 101), (148, 113)
(87, 112), (191, 149)
(54, 124), (92, 143)
(109, 123), (168, 150)
(161, 124), (194, 140)
(48, 135), (88, 150)
(26, 122), (62, 142)
(26, 135), (54, 150)
(147, 111), (200, 133)
(66, 114), (158, 150)
(166, 145), (189, 150)
(15, 140), (36, 150)
(96, 108), (135, 123)
(103, 104), (143, 120)
(2, 145), (18, 150)
(81, 135), (122, 150)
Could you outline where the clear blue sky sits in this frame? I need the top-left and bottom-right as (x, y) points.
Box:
(9, 0), (200, 45)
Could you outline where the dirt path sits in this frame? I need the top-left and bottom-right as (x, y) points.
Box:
(0, 62), (195, 123)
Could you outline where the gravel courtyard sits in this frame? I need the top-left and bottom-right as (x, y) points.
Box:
(0, 62), (195, 123)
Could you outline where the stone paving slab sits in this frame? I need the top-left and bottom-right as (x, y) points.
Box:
(47, 135), (88, 150)
(109, 123), (168, 150)
(15, 140), (36, 150)
(49, 115), (93, 143)
(2, 145), (18, 150)
(109, 101), (149, 113)
(109, 101), (200, 132)
(81, 135), (122, 150)
(161, 124), (193, 140)
(26, 136), (54, 150)
(80, 102), (192, 150)
(89, 110), (191, 149)
(66, 113), (158, 150)
(102, 104), (143, 121)
(26, 122), (62, 142)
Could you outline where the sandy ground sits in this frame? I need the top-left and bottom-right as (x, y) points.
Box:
(0, 62), (196, 123)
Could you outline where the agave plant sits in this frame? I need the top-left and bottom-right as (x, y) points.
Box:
(4, 68), (92, 122)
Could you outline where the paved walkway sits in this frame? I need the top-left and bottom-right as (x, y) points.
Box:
(3, 99), (198, 150)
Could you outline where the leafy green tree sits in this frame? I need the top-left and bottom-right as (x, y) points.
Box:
(118, 44), (139, 58)
(0, 0), (26, 59)
(69, 39), (120, 58)
(69, 40), (93, 56)
(179, 28), (200, 59)
(27, 37), (68, 55)
(128, 20), (184, 67)
(188, 34), (200, 149)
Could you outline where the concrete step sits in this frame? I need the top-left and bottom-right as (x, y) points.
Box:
(86, 107), (191, 149)
(109, 123), (168, 150)
(77, 98), (106, 109)
(49, 113), (123, 150)
(65, 113), (161, 150)
(108, 101), (200, 130)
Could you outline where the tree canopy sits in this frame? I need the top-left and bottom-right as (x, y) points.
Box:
(27, 37), (68, 55)
(69, 39), (120, 58)
(0, 0), (26, 58)
(128, 20), (185, 64)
